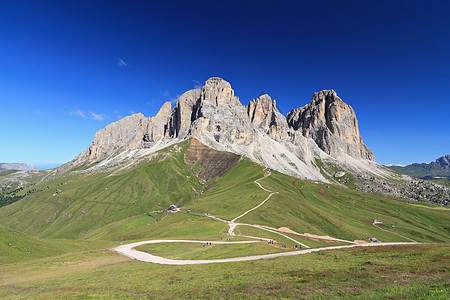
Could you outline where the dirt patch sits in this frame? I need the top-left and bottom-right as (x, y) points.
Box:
(361, 219), (373, 226)
(291, 179), (307, 199)
(277, 227), (299, 234)
(318, 187), (333, 199)
(353, 240), (369, 244)
(302, 233), (336, 240)
(158, 154), (168, 162)
(184, 139), (241, 182)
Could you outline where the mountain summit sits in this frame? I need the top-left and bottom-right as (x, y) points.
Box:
(70, 77), (376, 182)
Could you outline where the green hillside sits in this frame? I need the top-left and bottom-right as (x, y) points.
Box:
(0, 141), (202, 239)
(0, 224), (110, 264)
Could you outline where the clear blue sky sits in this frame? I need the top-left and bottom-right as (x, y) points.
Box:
(1, 0), (449, 166)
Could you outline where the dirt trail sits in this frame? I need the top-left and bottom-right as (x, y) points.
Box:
(373, 223), (417, 243)
(112, 172), (418, 265)
(112, 240), (418, 265)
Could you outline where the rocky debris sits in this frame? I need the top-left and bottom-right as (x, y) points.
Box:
(334, 171), (346, 178)
(353, 172), (450, 206)
(286, 90), (375, 161)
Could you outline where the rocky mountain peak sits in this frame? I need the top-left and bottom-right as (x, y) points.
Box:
(287, 89), (375, 161)
(200, 77), (239, 106)
(434, 155), (450, 169)
(247, 94), (287, 140)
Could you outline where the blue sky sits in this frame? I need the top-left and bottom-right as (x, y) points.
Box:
(0, 0), (449, 166)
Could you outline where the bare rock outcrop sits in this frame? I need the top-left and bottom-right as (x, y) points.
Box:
(76, 113), (149, 163)
(247, 94), (288, 140)
(189, 77), (254, 145)
(286, 90), (375, 161)
(166, 89), (201, 139)
(143, 102), (172, 146)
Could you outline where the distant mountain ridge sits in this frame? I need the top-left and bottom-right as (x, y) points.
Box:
(0, 163), (38, 171)
(387, 155), (450, 179)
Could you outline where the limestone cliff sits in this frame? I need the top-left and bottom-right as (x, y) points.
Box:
(286, 90), (375, 161)
(247, 94), (288, 140)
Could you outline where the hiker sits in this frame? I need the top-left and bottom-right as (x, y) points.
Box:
(202, 244), (205, 248)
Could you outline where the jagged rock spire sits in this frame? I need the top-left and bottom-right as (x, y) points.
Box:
(287, 90), (375, 161)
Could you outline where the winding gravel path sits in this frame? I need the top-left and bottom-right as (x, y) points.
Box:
(112, 240), (418, 265)
(112, 172), (419, 265)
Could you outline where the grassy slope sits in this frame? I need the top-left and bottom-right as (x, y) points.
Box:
(0, 142), (202, 239)
(0, 224), (111, 264)
(185, 159), (269, 220)
(135, 241), (287, 260)
(237, 171), (450, 243)
(0, 244), (448, 299)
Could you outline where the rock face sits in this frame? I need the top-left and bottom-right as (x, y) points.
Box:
(247, 94), (288, 140)
(71, 77), (375, 174)
(286, 90), (375, 161)
(166, 89), (201, 139)
(434, 155), (450, 169)
(188, 77), (253, 145)
(143, 101), (172, 145)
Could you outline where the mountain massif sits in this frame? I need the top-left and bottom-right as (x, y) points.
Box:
(59, 77), (448, 206)
(69, 78), (374, 178)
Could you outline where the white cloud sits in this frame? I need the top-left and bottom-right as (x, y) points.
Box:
(130, 110), (136, 114)
(170, 94), (181, 105)
(89, 112), (105, 121)
(118, 58), (128, 67)
(69, 109), (86, 119)
(193, 80), (202, 89)
(163, 90), (170, 97)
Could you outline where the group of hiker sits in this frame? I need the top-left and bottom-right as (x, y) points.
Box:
(202, 242), (212, 247)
